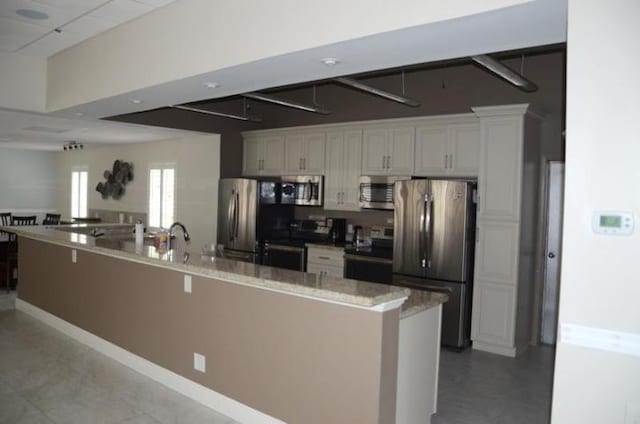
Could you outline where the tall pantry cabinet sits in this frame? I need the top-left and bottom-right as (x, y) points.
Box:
(471, 104), (542, 357)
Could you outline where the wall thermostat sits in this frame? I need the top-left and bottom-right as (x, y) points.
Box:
(592, 211), (634, 235)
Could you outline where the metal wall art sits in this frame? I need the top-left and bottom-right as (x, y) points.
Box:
(96, 160), (134, 200)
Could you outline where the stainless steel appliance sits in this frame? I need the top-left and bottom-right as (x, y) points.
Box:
(262, 242), (306, 271)
(392, 179), (476, 349)
(359, 176), (409, 209)
(345, 253), (393, 283)
(281, 176), (323, 206)
(217, 178), (293, 263)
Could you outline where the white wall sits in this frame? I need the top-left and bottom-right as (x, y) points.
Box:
(57, 135), (221, 249)
(46, 0), (526, 111)
(0, 147), (58, 213)
(0, 52), (47, 112)
(551, 1), (640, 423)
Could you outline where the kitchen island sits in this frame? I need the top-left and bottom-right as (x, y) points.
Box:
(3, 224), (446, 424)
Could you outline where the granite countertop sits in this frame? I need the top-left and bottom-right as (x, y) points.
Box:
(400, 289), (449, 319)
(3, 225), (411, 311)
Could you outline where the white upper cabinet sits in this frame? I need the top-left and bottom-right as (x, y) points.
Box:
(243, 135), (285, 176)
(414, 121), (479, 176)
(324, 129), (362, 211)
(362, 126), (414, 175)
(284, 132), (325, 175)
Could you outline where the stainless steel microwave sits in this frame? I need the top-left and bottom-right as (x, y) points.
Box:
(359, 176), (410, 210)
(281, 176), (324, 206)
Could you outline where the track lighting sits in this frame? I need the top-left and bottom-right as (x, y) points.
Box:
(471, 54), (538, 92)
(63, 141), (83, 151)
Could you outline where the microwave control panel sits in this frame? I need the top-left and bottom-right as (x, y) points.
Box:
(592, 211), (634, 235)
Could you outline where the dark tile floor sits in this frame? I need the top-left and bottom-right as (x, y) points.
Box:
(1, 292), (554, 424)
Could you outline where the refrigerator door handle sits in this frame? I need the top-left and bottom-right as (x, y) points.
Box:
(227, 190), (235, 242)
(420, 195), (427, 268)
(425, 193), (433, 269)
(234, 192), (240, 239)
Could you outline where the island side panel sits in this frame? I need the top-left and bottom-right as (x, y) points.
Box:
(18, 237), (400, 424)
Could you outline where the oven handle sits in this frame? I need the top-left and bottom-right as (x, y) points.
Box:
(344, 254), (392, 265)
(265, 244), (306, 253)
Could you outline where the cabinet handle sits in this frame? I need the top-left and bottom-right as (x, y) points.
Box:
(340, 192), (344, 204)
(444, 154), (448, 169)
(449, 154), (453, 169)
(318, 256), (331, 260)
(382, 155), (386, 169)
(303, 157), (306, 169)
(336, 192), (340, 204)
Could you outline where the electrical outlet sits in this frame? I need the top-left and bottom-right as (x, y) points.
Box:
(193, 353), (206, 373)
(71, 249), (77, 263)
(626, 403), (640, 424)
(184, 275), (192, 293)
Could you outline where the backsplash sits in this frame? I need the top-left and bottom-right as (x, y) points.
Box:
(89, 209), (147, 225)
(294, 207), (393, 238)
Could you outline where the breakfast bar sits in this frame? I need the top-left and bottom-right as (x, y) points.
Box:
(4, 224), (446, 424)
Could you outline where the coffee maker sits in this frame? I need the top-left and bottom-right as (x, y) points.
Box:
(327, 218), (346, 244)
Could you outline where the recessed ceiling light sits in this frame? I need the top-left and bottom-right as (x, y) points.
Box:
(16, 9), (49, 20)
(321, 58), (340, 66)
(130, 99), (143, 104)
(204, 82), (220, 89)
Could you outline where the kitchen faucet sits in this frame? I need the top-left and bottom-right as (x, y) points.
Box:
(169, 222), (191, 250)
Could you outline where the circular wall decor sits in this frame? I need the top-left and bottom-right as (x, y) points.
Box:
(96, 160), (134, 200)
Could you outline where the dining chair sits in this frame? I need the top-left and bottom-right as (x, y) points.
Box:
(0, 213), (11, 291)
(4, 215), (35, 292)
(43, 213), (61, 225)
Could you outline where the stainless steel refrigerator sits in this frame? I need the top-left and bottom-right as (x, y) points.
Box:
(217, 178), (293, 264)
(392, 179), (476, 349)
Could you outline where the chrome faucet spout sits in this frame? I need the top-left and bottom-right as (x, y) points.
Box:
(169, 222), (191, 250)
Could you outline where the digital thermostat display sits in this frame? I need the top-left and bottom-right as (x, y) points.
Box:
(593, 212), (634, 235)
(600, 215), (622, 228)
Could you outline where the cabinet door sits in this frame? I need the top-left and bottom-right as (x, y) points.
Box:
(471, 280), (516, 349)
(261, 136), (286, 175)
(474, 220), (520, 285)
(414, 125), (448, 175)
(341, 130), (363, 211)
(388, 127), (415, 174)
(478, 117), (523, 219)
(284, 134), (305, 174)
(304, 133), (326, 174)
(324, 132), (344, 210)
(362, 129), (389, 175)
(449, 123), (480, 176)
(243, 138), (261, 176)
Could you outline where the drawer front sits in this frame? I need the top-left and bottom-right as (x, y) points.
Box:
(306, 247), (344, 268)
(307, 263), (344, 279)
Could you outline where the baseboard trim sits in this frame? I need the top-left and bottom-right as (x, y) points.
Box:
(16, 298), (284, 424)
(472, 340), (517, 357)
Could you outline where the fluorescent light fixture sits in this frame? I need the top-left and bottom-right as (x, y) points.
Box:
(334, 77), (420, 107)
(471, 55), (538, 92)
(170, 105), (262, 123)
(243, 92), (331, 115)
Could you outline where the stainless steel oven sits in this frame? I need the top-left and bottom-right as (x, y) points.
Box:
(262, 242), (306, 271)
(281, 176), (323, 206)
(359, 176), (409, 210)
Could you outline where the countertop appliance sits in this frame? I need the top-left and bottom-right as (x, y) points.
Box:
(217, 178), (293, 264)
(281, 176), (323, 206)
(392, 179), (476, 349)
(359, 176), (410, 209)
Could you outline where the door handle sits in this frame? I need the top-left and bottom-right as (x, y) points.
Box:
(548, 252), (556, 259)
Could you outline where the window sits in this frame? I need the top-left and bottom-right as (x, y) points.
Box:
(148, 166), (175, 228)
(71, 169), (88, 218)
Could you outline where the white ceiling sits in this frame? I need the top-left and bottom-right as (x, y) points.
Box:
(0, 107), (206, 150)
(0, 0), (176, 57)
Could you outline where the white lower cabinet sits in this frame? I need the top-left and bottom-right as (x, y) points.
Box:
(471, 280), (517, 355)
(474, 220), (519, 284)
(307, 246), (344, 278)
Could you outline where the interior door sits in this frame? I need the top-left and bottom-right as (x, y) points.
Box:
(393, 180), (428, 277)
(541, 162), (565, 344)
(425, 180), (470, 282)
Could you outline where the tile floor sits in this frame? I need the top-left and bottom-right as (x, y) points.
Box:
(0, 292), (554, 424)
